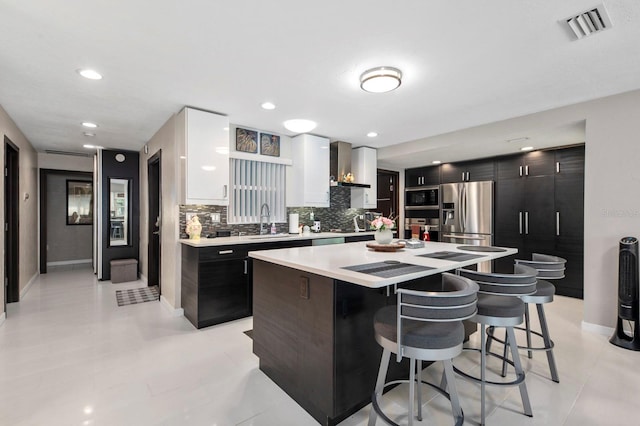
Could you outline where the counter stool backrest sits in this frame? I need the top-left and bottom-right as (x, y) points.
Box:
(457, 264), (538, 296)
(515, 253), (566, 280)
(396, 273), (479, 361)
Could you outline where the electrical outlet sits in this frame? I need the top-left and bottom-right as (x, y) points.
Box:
(210, 213), (221, 223)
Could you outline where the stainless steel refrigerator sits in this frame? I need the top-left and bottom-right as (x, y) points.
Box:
(440, 181), (494, 271)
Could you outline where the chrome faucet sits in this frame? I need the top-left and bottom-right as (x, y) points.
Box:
(260, 203), (271, 235)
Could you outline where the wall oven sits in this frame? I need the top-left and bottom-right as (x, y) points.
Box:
(405, 185), (439, 210)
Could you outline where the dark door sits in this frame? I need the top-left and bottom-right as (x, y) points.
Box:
(377, 169), (398, 219)
(523, 175), (556, 257)
(4, 138), (19, 306)
(147, 151), (161, 289)
(494, 178), (525, 273)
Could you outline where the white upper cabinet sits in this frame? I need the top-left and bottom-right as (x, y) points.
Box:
(179, 107), (230, 205)
(288, 134), (330, 207)
(351, 146), (377, 209)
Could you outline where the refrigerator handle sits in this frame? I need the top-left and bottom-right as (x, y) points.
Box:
(519, 211), (523, 234)
(460, 184), (467, 232)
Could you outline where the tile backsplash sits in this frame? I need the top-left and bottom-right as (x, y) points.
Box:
(179, 186), (370, 239)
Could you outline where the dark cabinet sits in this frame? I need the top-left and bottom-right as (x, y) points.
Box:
(494, 145), (584, 298)
(182, 244), (251, 329)
(496, 151), (555, 180)
(182, 239), (313, 329)
(441, 159), (495, 183)
(405, 165), (440, 187)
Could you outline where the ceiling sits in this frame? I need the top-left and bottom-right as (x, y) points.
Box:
(1, 1), (639, 168)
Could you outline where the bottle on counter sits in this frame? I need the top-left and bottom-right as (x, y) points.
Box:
(271, 222), (276, 235)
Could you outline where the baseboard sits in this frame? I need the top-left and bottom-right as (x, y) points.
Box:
(140, 273), (148, 284)
(47, 259), (92, 266)
(581, 320), (614, 336)
(160, 295), (184, 317)
(20, 272), (39, 299)
(0, 312), (5, 326)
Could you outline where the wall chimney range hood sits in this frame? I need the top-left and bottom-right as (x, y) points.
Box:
(330, 141), (371, 188)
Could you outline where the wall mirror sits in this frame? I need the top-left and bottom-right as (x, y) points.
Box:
(109, 178), (129, 246)
(67, 180), (93, 225)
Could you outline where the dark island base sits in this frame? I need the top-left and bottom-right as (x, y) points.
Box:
(252, 260), (476, 425)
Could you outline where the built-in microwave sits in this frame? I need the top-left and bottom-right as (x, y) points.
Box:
(405, 186), (439, 209)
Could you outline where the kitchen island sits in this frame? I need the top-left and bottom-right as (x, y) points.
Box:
(249, 241), (517, 425)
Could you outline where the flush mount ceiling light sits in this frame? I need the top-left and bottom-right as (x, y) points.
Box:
(521, 146), (534, 152)
(283, 119), (317, 133)
(82, 122), (98, 128)
(261, 102), (276, 110)
(432, 160), (442, 165)
(360, 66), (402, 93)
(367, 132), (378, 138)
(76, 69), (103, 80)
(83, 132), (95, 137)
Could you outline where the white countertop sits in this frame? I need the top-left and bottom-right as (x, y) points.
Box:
(249, 241), (517, 288)
(179, 231), (375, 247)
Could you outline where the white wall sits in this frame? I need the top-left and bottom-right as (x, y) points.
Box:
(38, 153), (93, 172)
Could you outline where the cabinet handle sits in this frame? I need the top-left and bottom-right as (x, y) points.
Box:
(244, 259), (248, 275)
(519, 166), (523, 177)
(525, 211), (529, 235)
(556, 162), (560, 173)
(556, 212), (560, 236)
(519, 212), (523, 234)
(525, 165), (529, 176)
(223, 184), (228, 198)
(218, 249), (233, 255)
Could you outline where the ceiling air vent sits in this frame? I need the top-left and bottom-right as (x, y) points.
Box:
(45, 149), (90, 157)
(564, 3), (612, 40)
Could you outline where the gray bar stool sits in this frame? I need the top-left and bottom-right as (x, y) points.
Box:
(454, 265), (538, 425)
(488, 254), (566, 383)
(368, 273), (479, 426)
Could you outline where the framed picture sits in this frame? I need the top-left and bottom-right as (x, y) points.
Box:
(260, 133), (280, 157)
(66, 180), (93, 225)
(236, 128), (258, 153)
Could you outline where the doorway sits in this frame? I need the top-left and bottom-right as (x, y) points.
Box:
(376, 169), (399, 219)
(4, 137), (19, 306)
(147, 151), (161, 290)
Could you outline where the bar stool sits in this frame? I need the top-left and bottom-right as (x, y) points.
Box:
(454, 265), (538, 425)
(368, 273), (479, 426)
(488, 254), (566, 383)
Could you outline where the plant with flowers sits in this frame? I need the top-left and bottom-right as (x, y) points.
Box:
(369, 216), (395, 231)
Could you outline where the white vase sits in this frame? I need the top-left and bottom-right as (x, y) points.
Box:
(374, 229), (393, 244)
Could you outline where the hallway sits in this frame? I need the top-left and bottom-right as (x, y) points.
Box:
(1, 267), (640, 425)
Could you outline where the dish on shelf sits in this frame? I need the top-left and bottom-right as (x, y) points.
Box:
(365, 241), (406, 252)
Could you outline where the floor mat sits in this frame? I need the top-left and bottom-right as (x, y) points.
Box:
(116, 286), (159, 307)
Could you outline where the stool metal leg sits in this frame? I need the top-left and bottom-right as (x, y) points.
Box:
(443, 359), (463, 425)
(480, 323), (487, 426)
(537, 303), (559, 383)
(525, 304), (533, 359)
(369, 348), (391, 426)
(506, 326), (533, 417)
(409, 357), (416, 426)
(501, 329), (509, 378)
(416, 360), (423, 421)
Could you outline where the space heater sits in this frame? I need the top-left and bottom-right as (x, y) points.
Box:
(610, 236), (640, 350)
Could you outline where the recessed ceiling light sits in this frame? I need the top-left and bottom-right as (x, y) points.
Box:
(360, 67), (402, 93)
(521, 146), (534, 151)
(283, 119), (317, 133)
(82, 122), (98, 128)
(261, 102), (276, 110)
(367, 132), (378, 138)
(77, 69), (103, 80)
(223, 127), (229, 131)
(83, 132), (96, 137)
(432, 160), (442, 164)
(83, 144), (103, 149)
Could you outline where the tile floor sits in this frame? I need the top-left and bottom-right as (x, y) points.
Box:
(1, 266), (639, 425)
